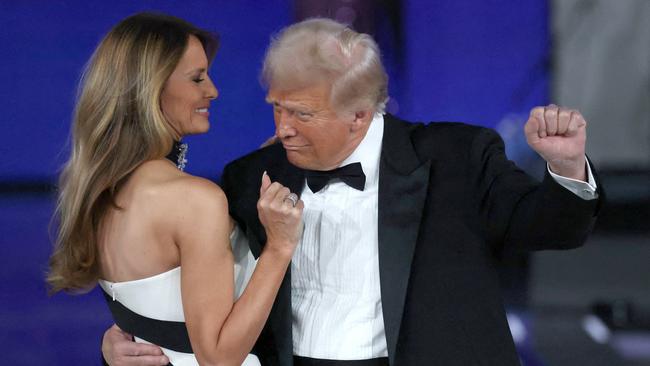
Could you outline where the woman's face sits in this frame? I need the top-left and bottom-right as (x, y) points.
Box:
(161, 35), (218, 139)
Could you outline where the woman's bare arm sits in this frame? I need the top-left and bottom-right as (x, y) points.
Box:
(176, 172), (301, 366)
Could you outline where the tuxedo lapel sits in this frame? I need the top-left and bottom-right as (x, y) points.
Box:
(245, 146), (305, 259)
(257, 146), (304, 366)
(378, 115), (431, 365)
(245, 123), (431, 365)
(270, 159), (305, 199)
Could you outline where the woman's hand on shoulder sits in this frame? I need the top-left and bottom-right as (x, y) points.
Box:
(256, 172), (303, 258)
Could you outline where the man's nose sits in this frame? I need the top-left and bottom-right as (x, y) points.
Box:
(276, 110), (296, 138)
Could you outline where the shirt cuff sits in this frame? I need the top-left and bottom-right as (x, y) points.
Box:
(548, 157), (598, 200)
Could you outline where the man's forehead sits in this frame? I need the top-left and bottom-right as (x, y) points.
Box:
(267, 85), (330, 108)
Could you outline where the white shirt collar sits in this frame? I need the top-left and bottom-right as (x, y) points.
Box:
(339, 113), (384, 187)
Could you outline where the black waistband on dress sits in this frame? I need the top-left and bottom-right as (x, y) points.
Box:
(293, 356), (389, 366)
(100, 288), (193, 354)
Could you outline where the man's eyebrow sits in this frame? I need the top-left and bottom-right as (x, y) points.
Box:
(265, 99), (294, 109)
(264, 98), (313, 112)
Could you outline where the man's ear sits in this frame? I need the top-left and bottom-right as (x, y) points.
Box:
(349, 109), (374, 132)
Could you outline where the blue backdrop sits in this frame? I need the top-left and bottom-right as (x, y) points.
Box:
(398, 1), (548, 125)
(1, 0), (292, 182)
(0, 0), (547, 184)
(0, 1), (548, 364)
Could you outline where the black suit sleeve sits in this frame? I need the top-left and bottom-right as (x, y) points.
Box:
(221, 161), (247, 230)
(470, 128), (601, 256)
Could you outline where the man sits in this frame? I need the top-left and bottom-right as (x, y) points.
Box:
(103, 18), (600, 365)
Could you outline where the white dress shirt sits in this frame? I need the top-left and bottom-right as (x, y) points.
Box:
(548, 158), (598, 200)
(291, 113), (387, 359)
(289, 113), (597, 359)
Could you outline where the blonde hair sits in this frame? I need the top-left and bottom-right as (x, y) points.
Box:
(261, 18), (388, 114)
(47, 13), (218, 293)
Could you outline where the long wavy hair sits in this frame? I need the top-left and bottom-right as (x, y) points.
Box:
(47, 13), (218, 293)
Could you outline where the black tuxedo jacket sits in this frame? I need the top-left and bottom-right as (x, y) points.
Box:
(221, 114), (601, 366)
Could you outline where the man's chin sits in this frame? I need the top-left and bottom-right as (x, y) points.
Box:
(286, 153), (337, 171)
(285, 151), (316, 170)
(286, 152), (306, 168)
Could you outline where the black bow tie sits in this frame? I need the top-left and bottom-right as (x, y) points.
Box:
(305, 162), (366, 193)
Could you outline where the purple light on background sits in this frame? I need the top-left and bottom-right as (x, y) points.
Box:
(335, 6), (357, 25)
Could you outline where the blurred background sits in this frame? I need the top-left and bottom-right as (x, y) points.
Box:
(1, 0), (648, 364)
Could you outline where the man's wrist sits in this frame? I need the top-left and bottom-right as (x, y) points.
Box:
(548, 159), (586, 181)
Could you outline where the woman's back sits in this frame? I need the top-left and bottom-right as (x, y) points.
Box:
(95, 158), (264, 365)
(49, 13), (303, 365)
(98, 159), (221, 283)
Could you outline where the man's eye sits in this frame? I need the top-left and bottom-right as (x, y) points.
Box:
(297, 111), (313, 119)
(193, 78), (205, 83)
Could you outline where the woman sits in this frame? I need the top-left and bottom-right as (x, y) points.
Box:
(47, 13), (303, 366)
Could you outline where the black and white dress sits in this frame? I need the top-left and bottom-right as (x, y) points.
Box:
(99, 226), (260, 366)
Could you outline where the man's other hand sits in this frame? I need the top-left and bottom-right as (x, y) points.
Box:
(525, 104), (588, 181)
(102, 324), (168, 366)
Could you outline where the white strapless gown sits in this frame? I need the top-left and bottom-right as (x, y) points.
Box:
(99, 226), (260, 366)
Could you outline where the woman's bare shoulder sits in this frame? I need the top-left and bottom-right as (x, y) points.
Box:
(127, 160), (228, 220)
(161, 173), (231, 249)
(167, 174), (227, 208)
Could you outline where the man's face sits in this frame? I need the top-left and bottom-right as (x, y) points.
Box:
(267, 83), (358, 171)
